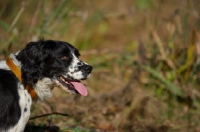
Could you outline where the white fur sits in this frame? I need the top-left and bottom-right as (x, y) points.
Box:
(0, 54), (56, 131)
(0, 61), (9, 70)
(33, 78), (55, 102)
(67, 54), (86, 80)
(10, 53), (22, 69)
(7, 83), (32, 132)
(9, 53), (55, 102)
(0, 46), (91, 131)
(0, 55), (32, 132)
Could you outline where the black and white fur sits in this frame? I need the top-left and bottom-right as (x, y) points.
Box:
(0, 40), (92, 132)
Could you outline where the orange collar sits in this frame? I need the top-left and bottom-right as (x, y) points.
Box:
(6, 56), (37, 99)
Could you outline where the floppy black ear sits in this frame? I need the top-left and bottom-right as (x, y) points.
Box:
(16, 40), (50, 87)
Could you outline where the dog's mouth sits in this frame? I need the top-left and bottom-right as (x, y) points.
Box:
(56, 75), (88, 96)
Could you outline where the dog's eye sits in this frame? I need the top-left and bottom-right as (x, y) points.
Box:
(61, 56), (68, 60)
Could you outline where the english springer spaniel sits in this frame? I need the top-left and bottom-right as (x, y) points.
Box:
(0, 40), (92, 132)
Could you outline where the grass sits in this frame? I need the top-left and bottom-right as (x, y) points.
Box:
(1, 0), (200, 131)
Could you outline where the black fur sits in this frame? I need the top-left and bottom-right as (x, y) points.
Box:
(16, 40), (75, 87)
(0, 39), (92, 131)
(0, 69), (21, 130)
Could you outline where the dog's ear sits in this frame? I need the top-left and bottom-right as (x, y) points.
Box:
(16, 40), (51, 87)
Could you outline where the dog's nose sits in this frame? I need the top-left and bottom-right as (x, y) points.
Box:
(82, 65), (93, 74)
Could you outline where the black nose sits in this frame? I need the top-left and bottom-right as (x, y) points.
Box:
(82, 65), (93, 74)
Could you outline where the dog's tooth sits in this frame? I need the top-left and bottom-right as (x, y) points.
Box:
(60, 76), (65, 82)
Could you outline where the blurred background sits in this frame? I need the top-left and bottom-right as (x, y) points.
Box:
(1, 0), (200, 132)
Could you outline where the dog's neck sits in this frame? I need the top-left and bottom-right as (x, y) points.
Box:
(7, 53), (55, 102)
(33, 78), (55, 101)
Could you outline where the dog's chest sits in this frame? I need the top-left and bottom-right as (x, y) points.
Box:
(9, 83), (32, 132)
(18, 83), (32, 119)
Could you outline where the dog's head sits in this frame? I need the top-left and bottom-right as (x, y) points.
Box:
(16, 40), (92, 96)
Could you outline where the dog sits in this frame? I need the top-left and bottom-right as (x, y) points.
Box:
(0, 39), (92, 132)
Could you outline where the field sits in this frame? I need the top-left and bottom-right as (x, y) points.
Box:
(1, 0), (200, 132)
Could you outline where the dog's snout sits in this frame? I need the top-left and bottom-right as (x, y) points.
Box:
(82, 65), (92, 73)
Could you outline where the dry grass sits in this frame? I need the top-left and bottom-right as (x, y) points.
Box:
(1, 0), (200, 131)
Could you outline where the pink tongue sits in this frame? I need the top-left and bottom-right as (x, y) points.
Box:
(71, 82), (88, 96)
